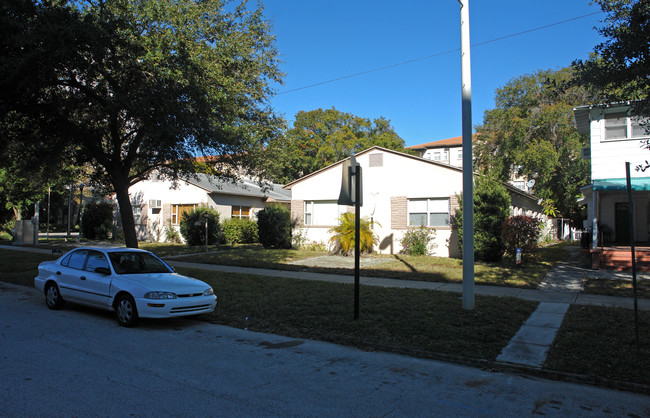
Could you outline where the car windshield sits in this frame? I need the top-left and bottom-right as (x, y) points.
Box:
(108, 252), (172, 275)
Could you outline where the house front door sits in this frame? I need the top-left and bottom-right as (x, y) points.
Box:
(615, 202), (630, 244)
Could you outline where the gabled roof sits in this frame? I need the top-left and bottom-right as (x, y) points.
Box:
(283, 146), (463, 189)
(186, 173), (291, 202)
(283, 146), (540, 207)
(407, 134), (478, 151)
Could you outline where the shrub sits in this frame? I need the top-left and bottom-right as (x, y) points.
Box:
(328, 212), (378, 256)
(455, 176), (510, 262)
(257, 204), (292, 248)
(164, 219), (181, 243)
(502, 215), (541, 256)
(291, 226), (307, 249)
(179, 207), (221, 246)
(223, 218), (259, 245)
(302, 240), (328, 252)
(81, 201), (113, 239)
(0, 220), (14, 241)
(400, 227), (436, 256)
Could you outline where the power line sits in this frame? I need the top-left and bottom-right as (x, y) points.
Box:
(276, 11), (602, 96)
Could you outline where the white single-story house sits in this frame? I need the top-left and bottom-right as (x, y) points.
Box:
(126, 173), (291, 242)
(284, 146), (544, 257)
(574, 101), (650, 248)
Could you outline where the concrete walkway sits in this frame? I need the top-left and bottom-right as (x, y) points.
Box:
(165, 259), (649, 310)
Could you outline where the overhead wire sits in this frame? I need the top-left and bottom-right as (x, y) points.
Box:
(275, 11), (603, 96)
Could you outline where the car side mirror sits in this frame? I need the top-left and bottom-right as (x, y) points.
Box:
(95, 267), (111, 275)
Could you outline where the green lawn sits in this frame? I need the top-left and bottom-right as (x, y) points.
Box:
(182, 267), (537, 360)
(0, 250), (59, 286)
(583, 277), (650, 299)
(545, 304), (650, 385)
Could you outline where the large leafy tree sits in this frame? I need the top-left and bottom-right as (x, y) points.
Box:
(573, 0), (649, 111)
(0, 109), (83, 221)
(268, 108), (409, 183)
(1, 0), (283, 247)
(474, 68), (593, 224)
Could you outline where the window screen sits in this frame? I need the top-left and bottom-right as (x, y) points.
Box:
(604, 112), (627, 140)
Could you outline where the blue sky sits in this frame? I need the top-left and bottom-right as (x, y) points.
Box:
(262, 0), (606, 147)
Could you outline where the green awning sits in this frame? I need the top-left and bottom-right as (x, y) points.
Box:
(593, 177), (650, 191)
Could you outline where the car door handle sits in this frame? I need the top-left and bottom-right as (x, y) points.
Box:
(80, 276), (86, 280)
(56, 271), (61, 275)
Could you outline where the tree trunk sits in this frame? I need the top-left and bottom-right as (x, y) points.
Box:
(113, 178), (139, 248)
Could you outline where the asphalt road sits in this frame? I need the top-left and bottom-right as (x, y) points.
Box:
(1, 281), (648, 417)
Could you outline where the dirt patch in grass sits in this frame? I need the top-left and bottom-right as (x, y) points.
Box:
(544, 304), (650, 386)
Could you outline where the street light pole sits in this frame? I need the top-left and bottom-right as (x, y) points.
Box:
(459, 0), (474, 310)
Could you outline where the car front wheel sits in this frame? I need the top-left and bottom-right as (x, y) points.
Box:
(115, 294), (139, 327)
(45, 282), (65, 310)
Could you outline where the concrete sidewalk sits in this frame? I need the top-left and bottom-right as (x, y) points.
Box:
(166, 259), (650, 311)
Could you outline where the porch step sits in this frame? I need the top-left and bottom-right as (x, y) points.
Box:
(591, 248), (650, 272)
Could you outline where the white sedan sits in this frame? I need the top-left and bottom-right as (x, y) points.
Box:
(34, 247), (217, 327)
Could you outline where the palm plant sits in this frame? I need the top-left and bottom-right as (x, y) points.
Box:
(328, 212), (378, 256)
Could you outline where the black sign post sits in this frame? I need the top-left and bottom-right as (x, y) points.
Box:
(338, 155), (362, 319)
(625, 162), (639, 351)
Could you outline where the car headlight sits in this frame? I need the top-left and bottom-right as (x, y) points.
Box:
(203, 287), (214, 296)
(144, 291), (177, 299)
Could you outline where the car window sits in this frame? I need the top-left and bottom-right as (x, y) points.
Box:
(66, 250), (89, 270)
(85, 251), (109, 272)
(108, 252), (171, 274)
(60, 253), (73, 267)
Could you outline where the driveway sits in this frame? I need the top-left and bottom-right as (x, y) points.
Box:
(1, 282), (649, 417)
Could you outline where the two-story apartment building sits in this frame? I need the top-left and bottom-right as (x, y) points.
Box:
(407, 135), (467, 167)
(407, 135), (534, 194)
(574, 101), (650, 248)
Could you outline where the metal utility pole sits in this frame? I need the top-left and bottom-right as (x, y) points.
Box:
(459, 0), (474, 309)
(67, 183), (73, 239)
(47, 186), (51, 240)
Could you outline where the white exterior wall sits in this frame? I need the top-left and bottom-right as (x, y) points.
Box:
(290, 149), (463, 256)
(128, 178), (211, 242)
(589, 108), (650, 181)
(127, 178), (270, 243)
(208, 193), (266, 221)
(581, 104), (650, 247)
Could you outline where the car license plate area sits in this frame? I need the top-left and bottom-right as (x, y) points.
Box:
(170, 304), (212, 313)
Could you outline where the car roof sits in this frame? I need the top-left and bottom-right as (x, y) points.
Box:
(70, 247), (151, 254)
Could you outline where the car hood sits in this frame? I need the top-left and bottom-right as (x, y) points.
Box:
(117, 272), (210, 294)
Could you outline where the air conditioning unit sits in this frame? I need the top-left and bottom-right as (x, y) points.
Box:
(149, 199), (162, 209)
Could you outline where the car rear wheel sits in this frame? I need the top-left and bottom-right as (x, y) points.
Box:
(115, 294), (138, 327)
(45, 282), (65, 310)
